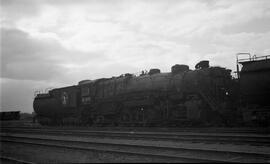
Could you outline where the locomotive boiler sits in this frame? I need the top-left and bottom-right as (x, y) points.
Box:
(33, 61), (235, 126)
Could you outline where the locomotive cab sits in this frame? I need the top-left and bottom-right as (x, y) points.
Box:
(181, 61), (234, 125)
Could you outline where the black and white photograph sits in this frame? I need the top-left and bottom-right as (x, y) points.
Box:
(1, 0), (270, 163)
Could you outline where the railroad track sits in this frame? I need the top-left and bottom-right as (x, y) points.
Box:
(1, 127), (270, 146)
(1, 133), (270, 163)
(1, 127), (270, 163)
(2, 125), (270, 134)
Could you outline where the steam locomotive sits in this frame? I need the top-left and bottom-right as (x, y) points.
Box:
(33, 55), (270, 127)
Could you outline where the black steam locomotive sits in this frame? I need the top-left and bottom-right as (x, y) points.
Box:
(33, 56), (270, 127)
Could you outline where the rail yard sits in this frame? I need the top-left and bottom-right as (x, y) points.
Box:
(1, 124), (270, 163)
(1, 54), (270, 162)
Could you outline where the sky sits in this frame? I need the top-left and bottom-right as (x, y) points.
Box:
(1, 0), (270, 113)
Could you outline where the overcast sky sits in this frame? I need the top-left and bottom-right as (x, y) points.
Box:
(1, 0), (270, 113)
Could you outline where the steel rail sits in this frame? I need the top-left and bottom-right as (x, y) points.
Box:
(0, 156), (34, 164)
(1, 126), (269, 134)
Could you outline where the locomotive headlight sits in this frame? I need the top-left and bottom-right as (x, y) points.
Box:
(226, 91), (229, 95)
